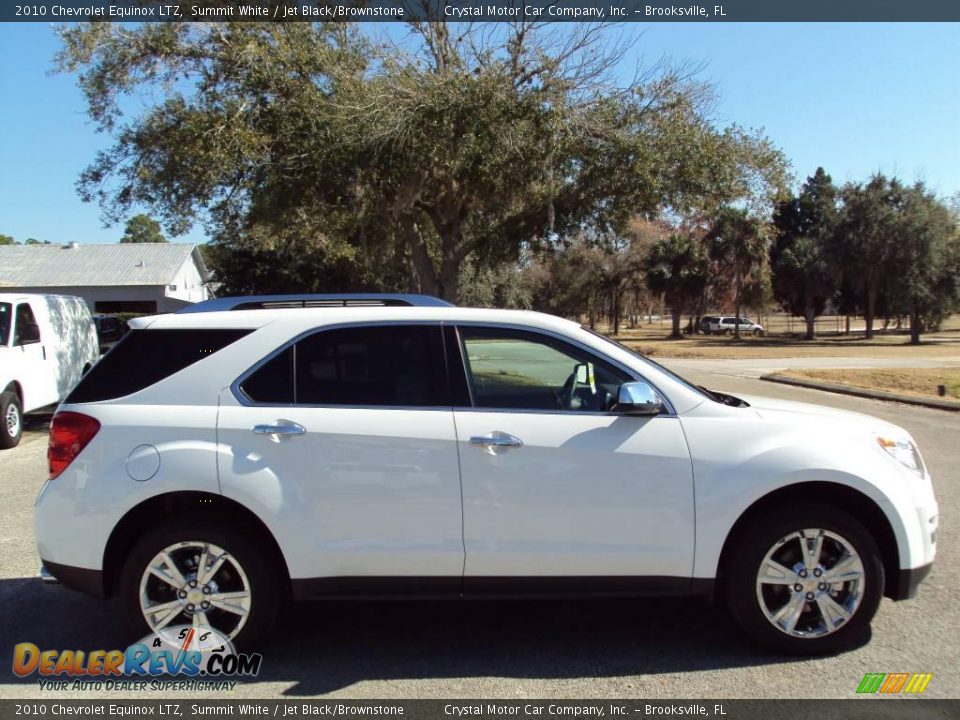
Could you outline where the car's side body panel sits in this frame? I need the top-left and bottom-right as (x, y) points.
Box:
(34, 403), (220, 571)
(454, 410), (695, 579)
(216, 392), (465, 580)
(680, 399), (938, 579)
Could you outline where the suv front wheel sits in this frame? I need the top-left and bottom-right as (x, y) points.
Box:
(119, 518), (281, 649)
(726, 504), (884, 654)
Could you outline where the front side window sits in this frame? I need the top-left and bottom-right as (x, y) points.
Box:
(0, 303), (10, 345)
(458, 327), (630, 412)
(13, 303), (41, 345)
(239, 324), (448, 407)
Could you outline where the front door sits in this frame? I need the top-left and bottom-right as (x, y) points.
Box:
(451, 326), (695, 591)
(217, 324), (464, 592)
(12, 302), (57, 410)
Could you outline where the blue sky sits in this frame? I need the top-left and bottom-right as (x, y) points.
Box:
(0, 22), (957, 246)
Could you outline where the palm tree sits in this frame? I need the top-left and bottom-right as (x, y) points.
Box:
(644, 233), (710, 338)
(708, 207), (769, 338)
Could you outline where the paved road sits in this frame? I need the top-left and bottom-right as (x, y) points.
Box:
(0, 372), (956, 700)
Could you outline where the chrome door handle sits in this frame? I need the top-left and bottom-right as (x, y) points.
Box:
(252, 420), (306, 441)
(469, 432), (523, 454)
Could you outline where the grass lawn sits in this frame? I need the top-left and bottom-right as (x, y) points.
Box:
(605, 314), (960, 360)
(777, 367), (960, 401)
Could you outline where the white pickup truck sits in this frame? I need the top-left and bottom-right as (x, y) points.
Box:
(0, 294), (99, 448)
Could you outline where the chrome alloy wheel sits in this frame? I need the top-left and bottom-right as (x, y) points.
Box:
(5, 401), (20, 439)
(755, 528), (865, 638)
(139, 541), (251, 641)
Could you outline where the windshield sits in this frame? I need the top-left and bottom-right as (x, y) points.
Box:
(581, 326), (715, 402)
(0, 303), (11, 345)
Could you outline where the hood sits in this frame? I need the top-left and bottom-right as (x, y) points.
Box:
(734, 393), (907, 437)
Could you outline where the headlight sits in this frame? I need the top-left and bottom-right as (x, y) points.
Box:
(876, 435), (926, 476)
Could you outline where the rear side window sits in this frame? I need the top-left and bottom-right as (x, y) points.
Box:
(240, 347), (294, 404)
(67, 329), (250, 403)
(238, 325), (447, 407)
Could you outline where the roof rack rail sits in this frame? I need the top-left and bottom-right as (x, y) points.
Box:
(176, 293), (454, 313)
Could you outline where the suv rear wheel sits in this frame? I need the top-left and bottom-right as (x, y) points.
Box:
(119, 518), (281, 649)
(726, 504), (884, 654)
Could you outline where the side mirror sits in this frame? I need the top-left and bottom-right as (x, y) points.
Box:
(614, 381), (664, 416)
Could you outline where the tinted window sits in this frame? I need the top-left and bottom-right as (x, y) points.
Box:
(239, 325), (448, 407)
(458, 327), (630, 411)
(67, 329), (250, 403)
(14, 303), (40, 345)
(239, 347), (295, 404)
(0, 303), (10, 345)
(295, 325), (446, 406)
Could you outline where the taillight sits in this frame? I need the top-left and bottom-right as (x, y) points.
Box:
(48, 412), (100, 479)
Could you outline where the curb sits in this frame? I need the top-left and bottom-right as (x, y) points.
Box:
(760, 373), (960, 412)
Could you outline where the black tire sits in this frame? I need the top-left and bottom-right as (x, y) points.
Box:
(0, 391), (23, 449)
(118, 517), (281, 650)
(726, 503), (884, 655)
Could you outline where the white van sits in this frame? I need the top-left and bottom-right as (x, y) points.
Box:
(0, 294), (99, 448)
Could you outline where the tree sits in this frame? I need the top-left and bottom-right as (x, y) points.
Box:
(836, 176), (959, 342)
(885, 183), (959, 343)
(0, 234), (49, 245)
(121, 214), (167, 244)
(771, 168), (840, 339)
(457, 256), (533, 310)
(707, 207), (770, 338)
(58, 23), (788, 302)
(836, 175), (903, 339)
(644, 233), (710, 338)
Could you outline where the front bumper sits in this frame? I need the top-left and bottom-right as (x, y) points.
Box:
(889, 562), (933, 601)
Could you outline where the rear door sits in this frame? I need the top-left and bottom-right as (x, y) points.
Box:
(450, 325), (695, 590)
(216, 323), (464, 593)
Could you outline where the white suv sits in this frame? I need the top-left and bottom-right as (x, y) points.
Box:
(35, 294), (937, 654)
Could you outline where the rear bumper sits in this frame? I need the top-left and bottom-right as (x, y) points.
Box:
(39, 560), (105, 598)
(889, 562), (933, 601)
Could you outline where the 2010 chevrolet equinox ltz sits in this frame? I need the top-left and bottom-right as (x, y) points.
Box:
(35, 294), (938, 654)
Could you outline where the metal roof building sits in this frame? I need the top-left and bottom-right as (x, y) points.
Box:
(0, 242), (210, 314)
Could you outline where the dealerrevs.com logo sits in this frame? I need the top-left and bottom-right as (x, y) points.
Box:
(13, 626), (263, 692)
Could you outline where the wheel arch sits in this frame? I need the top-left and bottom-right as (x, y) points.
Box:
(715, 481), (902, 599)
(102, 491), (291, 598)
(3, 380), (23, 405)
